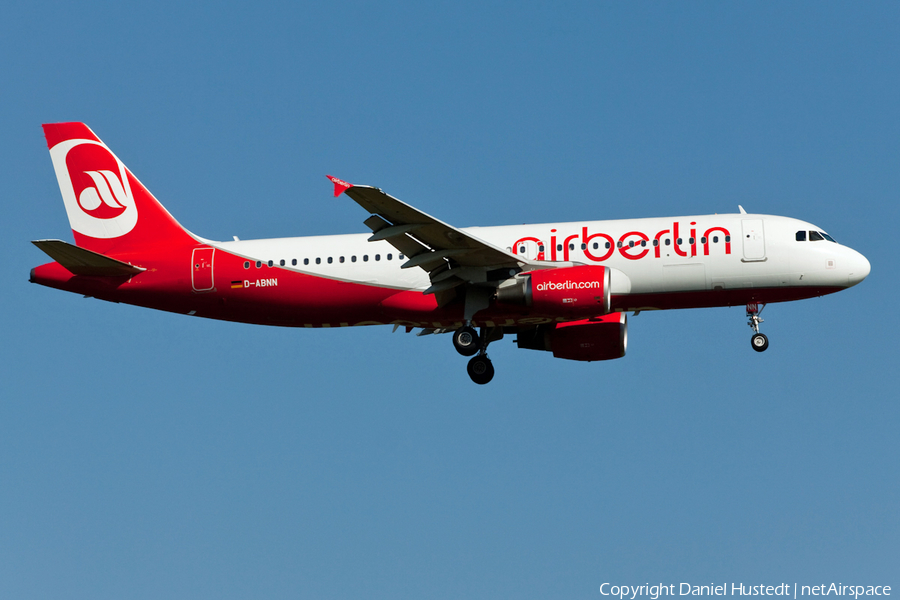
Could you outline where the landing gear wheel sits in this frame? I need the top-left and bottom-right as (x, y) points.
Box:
(751, 333), (769, 352)
(453, 326), (481, 357)
(467, 355), (495, 385)
(746, 303), (768, 353)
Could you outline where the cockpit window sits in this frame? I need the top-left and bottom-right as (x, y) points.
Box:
(821, 232), (837, 243)
(809, 231), (825, 241)
(796, 231), (806, 241)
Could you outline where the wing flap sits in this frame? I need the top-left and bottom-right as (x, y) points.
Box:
(367, 223), (426, 242)
(363, 214), (431, 259)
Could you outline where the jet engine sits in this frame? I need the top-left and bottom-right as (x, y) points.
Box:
(516, 312), (627, 362)
(495, 265), (611, 319)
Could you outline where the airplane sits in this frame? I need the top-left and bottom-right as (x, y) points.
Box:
(31, 122), (871, 384)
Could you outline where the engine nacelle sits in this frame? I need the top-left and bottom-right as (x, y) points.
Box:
(516, 312), (628, 362)
(496, 265), (611, 319)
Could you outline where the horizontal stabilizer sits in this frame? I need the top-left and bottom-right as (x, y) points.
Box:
(32, 239), (145, 277)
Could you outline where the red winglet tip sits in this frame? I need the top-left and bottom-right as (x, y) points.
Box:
(326, 174), (352, 197)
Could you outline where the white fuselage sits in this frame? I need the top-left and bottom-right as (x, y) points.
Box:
(214, 213), (870, 307)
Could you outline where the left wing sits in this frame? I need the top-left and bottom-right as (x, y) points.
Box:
(329, 176), (548, 295)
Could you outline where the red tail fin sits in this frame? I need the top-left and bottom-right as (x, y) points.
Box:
(43, 122), (196, 256)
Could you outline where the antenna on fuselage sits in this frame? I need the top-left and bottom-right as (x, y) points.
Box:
(738, 205), (747, 214)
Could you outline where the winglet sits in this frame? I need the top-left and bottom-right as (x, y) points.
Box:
(326, 175), (352, 197)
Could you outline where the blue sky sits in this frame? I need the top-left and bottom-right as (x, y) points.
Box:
(1, 2), (897, 598)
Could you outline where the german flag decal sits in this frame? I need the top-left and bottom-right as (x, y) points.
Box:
(231, 280), (244, 289)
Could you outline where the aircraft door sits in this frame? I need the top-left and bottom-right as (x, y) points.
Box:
(741, 220), (766, 261)
(191, 247), (215, 291)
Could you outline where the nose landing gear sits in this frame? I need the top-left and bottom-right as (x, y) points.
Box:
(751, 333), (769, 352)
(453, 324), (501, 384)
(747, 302), (768, 352)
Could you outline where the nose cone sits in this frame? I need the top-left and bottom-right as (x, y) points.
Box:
(846, 249), (871, 287)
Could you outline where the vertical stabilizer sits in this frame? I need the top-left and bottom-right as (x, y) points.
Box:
(43, 122), (196, 256)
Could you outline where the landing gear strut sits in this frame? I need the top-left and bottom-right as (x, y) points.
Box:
(454, 324), (501, 384)
(747, 302), (768, 352)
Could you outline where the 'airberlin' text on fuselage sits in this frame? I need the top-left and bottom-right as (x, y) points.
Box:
(512, 221), (733, 262)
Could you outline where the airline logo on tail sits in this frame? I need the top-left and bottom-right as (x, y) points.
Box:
(49, 139), (138, 239)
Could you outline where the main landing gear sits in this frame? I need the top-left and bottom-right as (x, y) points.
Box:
(747, 302), (769, 352)
(466, 354), (495, 385)
(452, 326), (480, 356)
(453, 325), (500, 385)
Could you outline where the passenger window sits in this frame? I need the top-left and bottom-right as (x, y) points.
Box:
(581, 243), (586, 250)
(809, 231), (824, 241)
(538, 245), (545, 252)
(375, 254), (381, 261)
(556, 244), (562, 251)
(713, 236), (719, 243)
(304, 258), (309, 265)
(605, 242), (611, 249)
(243, 261), (250, 269)
(363, 255), (369, 261)
(700, 237), (707, 244)
(676, 238), (682, 245)
(689, 237), (695, 245)
(292, 259), (297, 266)
(340, 256), (345, 263)
(280, 259), (285, 266)
(519, 246), (525, 253)
(640, 240), (646, 247)
(327, 257), (333, 264)
(628, 241), (634, 248)
(652, 239), (658, 247)
(267, 260), (273, 267)
(665, 239), (671, 246)
(593, 242), (599, 250)
(399, 254), (404, 259)
(725, 235), (731, 242)
(387, 253), (392, 260)
(569, 243), (574, 251)
(351, 256), (357, 262)
(315, 258), (321, 264)
(796, 231), (807, 242)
